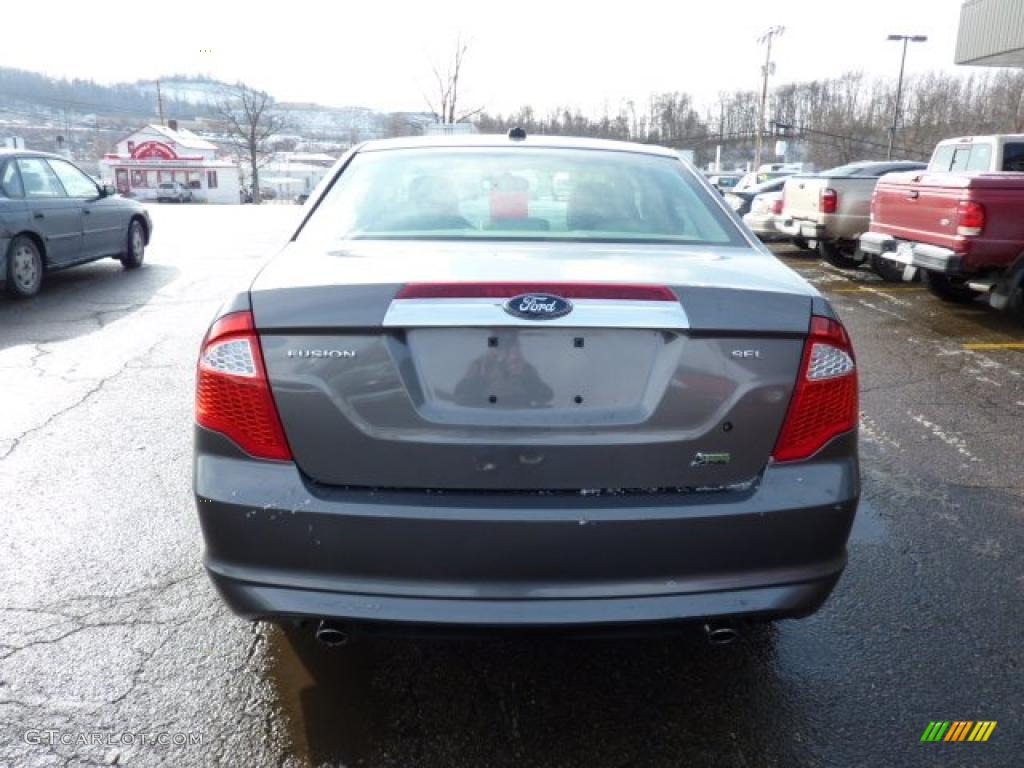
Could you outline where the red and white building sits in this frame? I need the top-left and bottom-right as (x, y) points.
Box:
(100, 123), (241, 204)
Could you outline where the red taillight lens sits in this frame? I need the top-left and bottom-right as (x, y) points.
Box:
(195, 310), (292, 461)
(772, 316), (858, 462)
(770, 198), (784, 215)
(956, 200), (985, 236)
(820, 188), (838, 214)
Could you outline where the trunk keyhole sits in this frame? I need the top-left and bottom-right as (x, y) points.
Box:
(574, 395), (584, 404)
(574, 337), (584, 348)
(488, 337), (498, 347)
(489, 395), (498, 404)
(723, 422), (733, 432)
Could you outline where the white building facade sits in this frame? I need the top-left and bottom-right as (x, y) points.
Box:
(259, 152), (337, 201)
(100, 124), (241, 204)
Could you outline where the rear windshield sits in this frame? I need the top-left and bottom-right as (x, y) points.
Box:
(298, 147), (744, 246)
(930, 143), (994, 172)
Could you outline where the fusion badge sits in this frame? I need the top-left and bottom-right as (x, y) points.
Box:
(287, 349), (357, 359)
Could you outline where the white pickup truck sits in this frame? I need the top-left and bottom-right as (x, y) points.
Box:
(774, 161), (926, 272)
(927, 134), (1024, 173)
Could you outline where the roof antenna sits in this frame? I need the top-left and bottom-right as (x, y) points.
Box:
(507, 126), (526, 141)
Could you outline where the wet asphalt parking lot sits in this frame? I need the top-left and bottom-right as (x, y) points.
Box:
(1, 205), (1022, 767)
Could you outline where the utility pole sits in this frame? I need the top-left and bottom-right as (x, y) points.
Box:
(886, 34), (927, 160)
(156, 79), (165, 126)
(754, 25), (785, 173)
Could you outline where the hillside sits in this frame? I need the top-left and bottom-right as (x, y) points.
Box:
(0, 68), (426, 164)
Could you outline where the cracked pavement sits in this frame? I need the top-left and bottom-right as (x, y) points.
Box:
(1, 217), (1022, 767)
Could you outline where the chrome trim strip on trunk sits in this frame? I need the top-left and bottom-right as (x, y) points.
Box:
(382, 298), (690, 329)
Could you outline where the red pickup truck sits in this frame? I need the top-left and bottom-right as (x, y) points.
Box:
(860, 171), (1024, 318)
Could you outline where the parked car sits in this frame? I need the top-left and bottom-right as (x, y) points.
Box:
(928, 133), (1024, 173)
(774, 161), (927, 272)
(0, 149), (152, 299)
(194, 134), (860, 641)
(707, 173), (743, 193)
(724, 176), (790, 218)
(743, 190), (785, 241)
(156, 181), (193, 203)
(860, 170), (1024, 320)
(734, 170), (796, 193)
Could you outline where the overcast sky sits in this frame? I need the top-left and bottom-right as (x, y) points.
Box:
(4, 0), (985, 115)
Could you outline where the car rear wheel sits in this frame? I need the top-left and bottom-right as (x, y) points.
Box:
(922, 271), (980, 303)
(120, 220), (145, 269)
(819, 240), (862, 269)
(870, 254), (908, 283)
(5, 235), (44, 298)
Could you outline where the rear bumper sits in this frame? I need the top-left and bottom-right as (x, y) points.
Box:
(743, 212), (783, 239)
(859, 232), (962, 274)
(774, 216), (825, 240)
(195, 428), (859, 628)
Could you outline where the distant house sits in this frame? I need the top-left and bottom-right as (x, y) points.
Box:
(100, 122), (241, 203)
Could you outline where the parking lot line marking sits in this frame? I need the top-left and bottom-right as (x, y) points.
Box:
(961, 343), (1024, 350)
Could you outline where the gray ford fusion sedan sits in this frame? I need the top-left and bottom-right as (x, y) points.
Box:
(194, 134), (859, 638)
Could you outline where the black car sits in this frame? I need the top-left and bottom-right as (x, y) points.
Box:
(0, 149), (152, 298)
(723, 176), (792, 217)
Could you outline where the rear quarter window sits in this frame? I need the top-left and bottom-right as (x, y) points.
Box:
(1, 160), (24, 199)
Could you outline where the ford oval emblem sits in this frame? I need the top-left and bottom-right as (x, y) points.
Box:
(504, 293), (573, 320)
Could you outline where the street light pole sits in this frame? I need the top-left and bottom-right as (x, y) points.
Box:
(755, 25), (785, 173)
(886, 34), (927, 161)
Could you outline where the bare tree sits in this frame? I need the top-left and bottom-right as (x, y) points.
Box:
(424, 36), (482, 125)
(216, 83), (288, 204)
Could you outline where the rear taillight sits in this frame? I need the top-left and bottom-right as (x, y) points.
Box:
(956, 200), (985, 236)
(770, 198), (784, 215)
(820, 188), (838, 214)
(195, 310), (292, 461)
(772, 316), (858, 462)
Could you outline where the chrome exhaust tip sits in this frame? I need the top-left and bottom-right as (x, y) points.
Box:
(315, 620), (350, 647)
(703, 622), (740, 646)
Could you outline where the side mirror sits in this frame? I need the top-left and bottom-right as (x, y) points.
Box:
(99, 183), (116, 198)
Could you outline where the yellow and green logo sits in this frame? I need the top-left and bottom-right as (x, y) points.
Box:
(921, 721), (997, 742)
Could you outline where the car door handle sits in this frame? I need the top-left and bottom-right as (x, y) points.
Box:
(33, 211), (44, 219)
(83, 209), (91, 215)
(907, 191), (920, 200)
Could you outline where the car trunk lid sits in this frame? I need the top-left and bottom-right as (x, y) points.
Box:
(252, 241), (814, 490)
